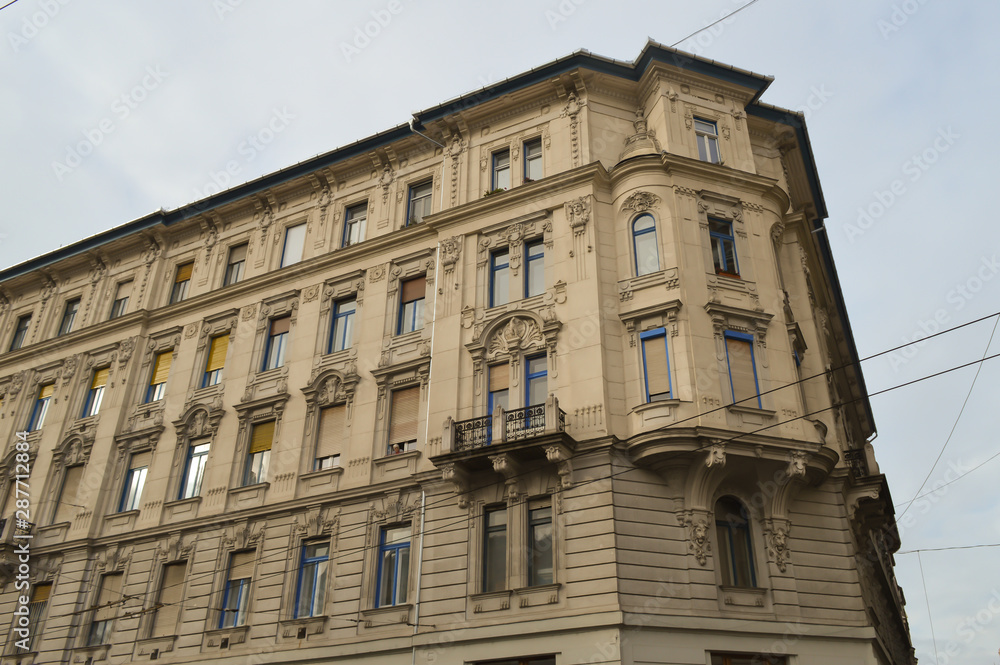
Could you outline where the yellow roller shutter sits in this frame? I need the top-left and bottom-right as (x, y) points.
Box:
(389, 387), (419, 445)
(249, 421), (275, 454)
(206, 334), (229, 373)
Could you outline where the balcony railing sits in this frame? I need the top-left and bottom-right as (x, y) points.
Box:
(445, 395), (566, 453)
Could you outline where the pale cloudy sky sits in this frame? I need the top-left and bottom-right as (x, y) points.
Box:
(2, 1), (998, 662)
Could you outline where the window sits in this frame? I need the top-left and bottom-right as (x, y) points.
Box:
(387, 386), (419, 456)
(28, 383), (53, 431)
(281, 223), (307, 267)
(482, 506), (507, 592)
(58, 298), (80, 336)
(525, 356), (547, 406)
(490, 249), (510, 307)
(295, 542), (329, 618)
(314, 405), (344, 471)
(220, 551), (254, 628)
(639, 328), (671, 402)
(150, 562), (186, 638)
(170, 263), (193, 304)
(52, 465), (82, 524)
(711, 655), (785, 665)
(524, 240), (544, 298)
(329, 299), (356, 353)
(343, 202), (367, 247)
(710, 218), (738, 277)
(695, 118), (720, 163)
(180, 441), (209, 499)
(224, 244), (247, 286)
(245, 421), (273, 486)
(488, 364), (509, 415)
(263, 316), (290, 371)
(376, 525), (410, 607)
(491, 148), (510, 191)
(15, 583), (51, 652)
(632, 214), (660, 276)
(119, 451), (150, 512)
(715, 497), (756, 588)
(397, 276), (425, 334)
(407, 181), (432, 226)
(109, 281), (132, 319)
(203, 334), (229, 387)
(527, 499), (553, 586)
(724, 332), (760, 408)
(82, 368), (109, 417)
(474, 659), (555, 665)
(10, 314), (30, 351)
(523, 137), (542, 182)
(88, 573), (122, 646)
(146, 350), (172, 402)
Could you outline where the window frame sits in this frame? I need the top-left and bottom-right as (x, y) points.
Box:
(328, 299), (356, 354)
(87, 573), (122, 647)
(145, 350), (172, 403)
(82, 367), (109, 418)
(524, 355), (548, 407)
(179, 440), (210, 500)
(386, 385), (420, 456)
(396, 276), (426, 335)
(406, 180), (433, 226)
(714, 496), (757, 588)
(294, 541), (330, 619)
(639, 328), (672, 402)
(724, 331), (761, 408)
(342, 201), (368, 247)
(28, 384), (53, 431)
(524, 239), (545, 298)
(523, 137), (542, 182)
(280, 223), (307, 268)
(695, 117), (721, 164)
(170, 262), (193, 304)
(224, 243), (248, 286)
(489, 248), (511, 308)
(709, 217), (739, 277)
(482, 505), (507, 593)
(375, 524), (411, 608)
(58, 298), (81, 336)
(262, 316), (291, 371)
(13, 582), (51, 652)
(491, 148), (511, 191)
(244, 420), (274, 487)
(109, 281), (132, 319)
(10, 314), (31, 351)
(632, 214), (660, 277)
(219, 551), (254, 629)
(527, 499), (554, 587)
(202, 333), (230, 388)
(118, 451), (150, 512)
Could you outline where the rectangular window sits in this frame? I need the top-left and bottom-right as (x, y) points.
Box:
(180, 441), (210, 499)
(203, 333), (229, 387)
(491, 149), (510, 191)
(524, 240), (544, 298)
(329, 299), (356, 353)
(10, 314), (31, 351)
(695, 118), (721, 164)
(224, 244), (247, 286)
(146, 350), (172, 402)
(710, 218), (739, 277)
(58, 298), (80, 336)
(28, 383), (53, 431)
(263, 316), (290, 371)
(397, 276), (426, 334)
(170, 263), (193, 304)
(376, 525), (410, 607)
(88, 573), (122, 646)
(295, 542), (329, 618)
(150, 562), (186, 638)
(387, 386), (419, 455)
(16, 583), (51, 651)
(245, 421), (273, 486)
(281, 223), (307, 267)
(109, 281), (132, 319)
(220, 551), (254, 628)
(52, 465), (82, 524)
(711, 655), (786, 665)
(488, 364), (509, 415)
(525, 356), (547, 407)
(315, 405), (345, 470)
(407, 181), (432, 226)
(343, 202), (367, 247)
(119, 451), (150, 512)
(490, 249), (510, 307)
(528, 499), (553, 587)
(639, 328), (671, 402)
(725, 332), (760, 408)
(82, 367), (109, 417)
(483, 506), (507, 592)
(523, 137), (542, 182)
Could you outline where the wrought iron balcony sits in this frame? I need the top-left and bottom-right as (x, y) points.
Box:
(445, 395), (566, 453)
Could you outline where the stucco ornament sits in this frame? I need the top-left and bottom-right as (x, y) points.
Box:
(688, 519), (711, 566)
(486, 317), (544, 359)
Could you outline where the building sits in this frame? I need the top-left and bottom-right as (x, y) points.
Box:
(0, 42), (915, 665)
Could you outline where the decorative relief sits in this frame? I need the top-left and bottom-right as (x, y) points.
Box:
(377, 165), (395, 205)
(764, 519), (790, 573)
(222, 521), (266, 551)
(705, 442), (726, 468)
(241, 304), (257, 321)
(369, 263), (387, 283)
(544, 446), (573, 489)
(441, 463), (470, 509)
(440, 236), (463, 271)
(681, 513), (712, 566)
(154, 533), (196, 562)
(623, 191), (661, 213)
(486, 317), (545, 360)
(302, 284), (320, 303)
(560, 93), (585, 167)
(787, 451), (808, 478)
(96, 544), (132, 572)
(565, 196), (591, 234)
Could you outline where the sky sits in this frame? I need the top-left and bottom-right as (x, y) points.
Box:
(2, 0), (998, 662)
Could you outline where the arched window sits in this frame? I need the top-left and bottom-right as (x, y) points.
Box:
(632, 214), (660, 276)
(715, 496), (756, 587)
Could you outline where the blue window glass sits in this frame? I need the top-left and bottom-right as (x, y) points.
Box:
(710, 218), (739, 277)
(525, 356), (547, 407)
(180, 442), (210, 499)
(295, 542), (329, 618)
(525, 240), (544, 298)
(28, 384), (53, 431)
(329, 299), (356, 353)
(639, 328), (671, 402)
(715, 496), (756, 587)
(397, 277), (425, 335)
(376, 525), (410, 607)
(82, 369), (108, 418)
(528, 501), (553, 586)
(490, 249), (510, 307)
(488, 364), (509, 415)
(724, 331), (760, 408)
(632, 214), (659, 276)
(491, 149), (510, 191)
(119, 452), (150, 512)
(263, 317), (290, 371)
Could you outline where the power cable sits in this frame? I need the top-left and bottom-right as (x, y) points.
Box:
(670, 0), (762, 48)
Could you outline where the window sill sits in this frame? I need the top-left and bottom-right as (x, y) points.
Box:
(298, 466), (343, 494)
(719, 585), (769, 610)
(163, 496), (202, 523)
(513, 582), (561, 608)
(203, 625), (248, 650)
(277, 615), (327, 641)
(226, 483), (269, 512)
(70, 644), (110, 663)
(470, 589), (512, 613)
(102, 510), (139, 535)
(373, 449), (420, 480)
(36, 522), (70, 545)
(135, 635), (176, 658)
(359, 603), (411, 629)
(629, 399), (682, 431)
(727, 404), (775, 420)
